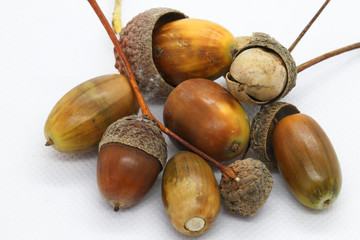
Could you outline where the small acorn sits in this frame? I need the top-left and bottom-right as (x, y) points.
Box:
(251, 102), (342, 209)
(163, 78), (250, 162)
(162, 151), (220, 236)
(226, 33), (297, 104)
(220, 158), (273, 216)
(97, 115), (167, 210)
(44, 74), (139, 153)
(115, 8), (236, 97)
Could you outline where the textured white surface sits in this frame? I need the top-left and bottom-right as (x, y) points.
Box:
(0, 0), (359, 239)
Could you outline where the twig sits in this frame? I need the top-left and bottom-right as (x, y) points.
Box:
(288, 0), (330, 52)
(88, 0), (238, 180)
(297, 42), (360, 73)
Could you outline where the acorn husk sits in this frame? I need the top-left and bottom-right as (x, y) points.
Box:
(99, 114), (167, 168)
(220, 158), (273, 216)
(226, 32), (297, 105)
(250, 102), (300, 168)
(115, 8), (188, 98)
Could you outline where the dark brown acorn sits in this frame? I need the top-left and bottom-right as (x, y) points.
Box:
(163, 78), (250, 162)
(97, 115), (167, 210)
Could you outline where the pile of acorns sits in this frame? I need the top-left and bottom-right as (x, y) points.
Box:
(44, 7), (342, 236)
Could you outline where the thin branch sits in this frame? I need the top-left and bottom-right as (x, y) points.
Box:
(288, 0), (330, 52)
(88, 0), (238, 180)
(297, 42), (360, 73)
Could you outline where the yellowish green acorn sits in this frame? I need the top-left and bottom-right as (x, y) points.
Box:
(44, 74), (139, 153)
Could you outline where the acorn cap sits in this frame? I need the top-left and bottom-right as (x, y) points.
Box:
(220, 158), (273, 216)
(115, 8), (188, 98)
(226, 32), (297, 105)
(99, 115), (167, 168)
(250, 102), (300, 168)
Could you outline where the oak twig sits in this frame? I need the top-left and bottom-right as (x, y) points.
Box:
(297, 42), (360, 73)
(88, 0), (238, 180)
(288, 0), (330, 52)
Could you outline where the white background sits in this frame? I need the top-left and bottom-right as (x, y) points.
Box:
(1, 0), (359, 239)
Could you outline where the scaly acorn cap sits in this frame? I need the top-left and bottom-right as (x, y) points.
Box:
(220, 158), (273, 216)
(250, 102), (300, 168)
(115, 8), (188, 98)
(226, 32), (297, 105)
(99, 115), (167, 168)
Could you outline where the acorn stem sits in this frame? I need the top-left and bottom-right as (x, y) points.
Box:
(112, 0), (122, 34)
(297, 42), (360, 73)
(45, 139), (53, 146)
(88, 0), (237, 180)
(288, 0), (330, 52)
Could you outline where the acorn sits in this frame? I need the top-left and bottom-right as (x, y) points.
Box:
(97, 115), (167, 210)
(220, 158), (273, 216)
(225, 32), (297, 104)
(162, 151), (220, 236)
(251, 102), (342, 209)
(152, 18), (236, 87)
(115, 8), (236, 97)
(44, 74), (139, 153)
(163, 78), (250, 162)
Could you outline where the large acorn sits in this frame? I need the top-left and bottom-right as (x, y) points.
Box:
(225, 33), (297, 105)
(250, 102), (341, 209)
(163, 78), (250, 162)
(115, 8), (236, 97)
(97, 115), (167, 210)
(44, 74), (139, 153)
(162, 151), (220, 236)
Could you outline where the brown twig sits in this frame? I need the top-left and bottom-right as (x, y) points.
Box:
(288, 0), (330, 52)
(297, 42), (360, 73)
(88, 0), (238, 180)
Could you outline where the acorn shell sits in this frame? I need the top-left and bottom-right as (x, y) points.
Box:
(226, 32), (297, 105)
(115, 8), (188, 98)
(220, 158), (273, 216)
(99, 115), (167, 168)
(250, 102), (300, 168)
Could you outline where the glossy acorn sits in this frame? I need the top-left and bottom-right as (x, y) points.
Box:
(251, 102), (341, 209)
(162, 151), (220, 236)
(115, 8), (236, 97)
(163, 78), (250, 162)
(272, 113), (341, 209)
(97, 115), (167, 210)
(152, 18), (236, 87)
(44, 74), (139, 153)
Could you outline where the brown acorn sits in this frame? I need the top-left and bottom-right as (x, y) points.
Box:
(163, 78), (250, 162)
(44, 74), (139, 153)
(251, 102), (341, 209)
(225, 33), (297, 104)
(115, 8), (236, 97)
(97, 115), (167, 210)
(162, 151), (220, 236)
(152, 18), (236, 87)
